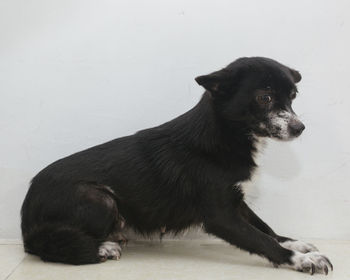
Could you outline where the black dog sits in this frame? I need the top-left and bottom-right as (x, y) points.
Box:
(21, 57), (332, 274)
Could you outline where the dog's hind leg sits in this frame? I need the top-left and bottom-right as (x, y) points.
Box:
(106, 215), (128, 246)
(98, 241), (122, 261)
(76, 184), (127, 261)
(22, 182), (125, 264)
(98, 214), (128, 261)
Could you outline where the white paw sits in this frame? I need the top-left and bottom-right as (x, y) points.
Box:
(280, 240), (318, 253)
(98, 241), (122, 261)
(288, 251), (333, 275)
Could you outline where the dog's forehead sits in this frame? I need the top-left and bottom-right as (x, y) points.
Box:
(227, 57), (296, 89)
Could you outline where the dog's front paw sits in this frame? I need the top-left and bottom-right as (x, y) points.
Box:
(98, 241), (122, 262)
(280, 240), (318, 253)
(288, 251), (333, 275)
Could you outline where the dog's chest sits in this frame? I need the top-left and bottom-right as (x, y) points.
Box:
(236, 136), (266, 192)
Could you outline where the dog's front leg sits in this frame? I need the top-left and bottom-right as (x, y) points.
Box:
(239, 201), (279, 239)
(203, 211), (332, 274)
(239, 201), (319, 254)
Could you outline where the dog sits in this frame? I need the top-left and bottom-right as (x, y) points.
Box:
(21, 57), (333, 274)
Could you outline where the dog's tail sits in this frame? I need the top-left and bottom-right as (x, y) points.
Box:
(23, 223), (101, 265)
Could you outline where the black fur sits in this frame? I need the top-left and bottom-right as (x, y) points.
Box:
(21, 57), (304, 266)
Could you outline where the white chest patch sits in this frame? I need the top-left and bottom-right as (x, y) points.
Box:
(236, 135), (266, 194)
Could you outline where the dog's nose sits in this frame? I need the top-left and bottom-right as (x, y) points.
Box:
(289, 120), (305, 137)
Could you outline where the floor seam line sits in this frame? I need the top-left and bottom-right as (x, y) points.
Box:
(4, 255), (26, 280)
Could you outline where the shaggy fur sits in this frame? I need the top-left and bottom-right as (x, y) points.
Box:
(21, 57), (332, 274)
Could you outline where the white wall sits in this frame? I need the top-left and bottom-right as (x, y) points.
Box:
(1, 0), (349, 240)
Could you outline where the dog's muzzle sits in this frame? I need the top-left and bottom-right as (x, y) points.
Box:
(266, 110), (305, 140)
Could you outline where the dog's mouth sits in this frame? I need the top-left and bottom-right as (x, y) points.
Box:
(254, 111), (305, 141)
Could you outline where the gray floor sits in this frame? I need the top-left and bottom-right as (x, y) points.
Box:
(1, 240), (348, 280)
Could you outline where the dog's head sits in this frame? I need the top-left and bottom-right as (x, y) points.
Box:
(195, 57), (304, 141)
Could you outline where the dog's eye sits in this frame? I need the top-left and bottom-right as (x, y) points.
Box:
(256, 95), (272, 105)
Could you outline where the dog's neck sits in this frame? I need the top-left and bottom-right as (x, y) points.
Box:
(165, 92), (257, 158)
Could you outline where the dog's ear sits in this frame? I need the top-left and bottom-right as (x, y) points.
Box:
(195, 70), (232, 95)
(289, 68), (302, 83)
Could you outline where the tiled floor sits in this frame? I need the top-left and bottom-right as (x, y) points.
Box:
(1, 240), (348, 280)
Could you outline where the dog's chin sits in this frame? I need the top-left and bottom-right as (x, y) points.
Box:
(270, 132), (302, 142)
(253, 129), (302, 142)
(271, 136), (295, 142)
